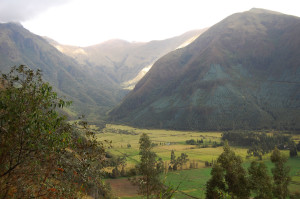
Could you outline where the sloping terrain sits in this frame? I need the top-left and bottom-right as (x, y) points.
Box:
(0, 23), (205, 122)
(47, 29), (206, 90)
(110, 8), (300, 130)
(0, 23), (122, 120)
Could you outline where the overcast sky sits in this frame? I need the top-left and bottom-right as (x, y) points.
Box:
(0, 0), (299, 47)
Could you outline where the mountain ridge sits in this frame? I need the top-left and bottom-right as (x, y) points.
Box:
(0, 22), (123, 121)
(109, 8), (300, 130)
(46, 29), (207, 87)
(0, 22), (206, 123)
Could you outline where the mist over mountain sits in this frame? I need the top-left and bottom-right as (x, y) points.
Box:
(109, 8), (300, 130)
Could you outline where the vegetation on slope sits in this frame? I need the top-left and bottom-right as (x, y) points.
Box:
(109, 8), (300, 131)
(0, 66), (114, 198)
(0, 23), (126, 122)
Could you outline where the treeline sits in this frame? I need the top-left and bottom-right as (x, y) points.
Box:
(222, 131), (298, 159)
(206, 142), (294, 199)
(104, 128), (138, 135)
(222, 131), (292, 148)
(104, 149), (190, 179)
(186, 138), (223, 148)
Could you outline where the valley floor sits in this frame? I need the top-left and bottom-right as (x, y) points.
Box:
(97, 124), (300, 198)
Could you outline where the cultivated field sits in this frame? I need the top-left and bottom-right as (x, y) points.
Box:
(96, 124), (300, 198)
(97, 124), (251, 167)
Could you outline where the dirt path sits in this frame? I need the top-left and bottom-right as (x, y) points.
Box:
(106, 178), (139, 197)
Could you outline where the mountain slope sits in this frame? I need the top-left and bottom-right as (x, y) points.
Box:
(47, 29), (206, 89)
(0, 23), (122, 120)
(109, 8), (300, 130)
(0, 23), (205, 122)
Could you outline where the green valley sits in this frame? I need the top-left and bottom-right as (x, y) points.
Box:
(1, 4), (300, 199)
(98, 124), (300, 198)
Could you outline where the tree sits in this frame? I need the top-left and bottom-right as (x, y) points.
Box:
(289, 142), (297, 157)
(176, 153), (189, 169)
(205, 141), (250, 199)
(132, 133), (163, 198)
(206, 142), (292, 199)
(169, 150), (188, 171)
(0, 65), (113, 198)
(271, 147), (291, 199)
(248, 161), (273, 199)
(217, 141), (250, 198)
(111, 167), (121, 178)
(247, 145), (264, 160)
(206, 163), (226, 198)
(110, 156), (127, 178)
(296, 141), (300, 151)
(170, 150), (176, 165)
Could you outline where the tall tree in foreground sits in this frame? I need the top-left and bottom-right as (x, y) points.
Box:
(248, 161), (273, 199)
(271, 147), (291, 199)
(132, 133), (164, 198)
(217, 141), (250, 198)
(0, 65), (113, 198)
(206, 141), (250, 199)
(205, 163), (226, 198)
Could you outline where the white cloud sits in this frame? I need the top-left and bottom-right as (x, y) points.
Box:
(15, 0), (300, 46)
(0, 0), (71, 22)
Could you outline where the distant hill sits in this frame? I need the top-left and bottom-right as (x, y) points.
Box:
(109, 8), (300, 131)
(0, 22), (123, 121)
(46, 29), (206, 90)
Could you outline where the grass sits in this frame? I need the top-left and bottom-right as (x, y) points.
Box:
(98, 124), (300, 198)
(97, 124), (249, 165)
(97, 124), (267, 170)
(165, 157), (300, 198)
(165, 168), (211, 198)
(118, 157), (300, 199)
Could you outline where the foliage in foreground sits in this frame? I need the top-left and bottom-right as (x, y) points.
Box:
(130, 133), (178, 199)
(206, 141), (249, 199)
(271, 147), (291, 199)
(0, 66), (114, 198)
(206, 142), (291, 199)
(130, 133), (164, 198)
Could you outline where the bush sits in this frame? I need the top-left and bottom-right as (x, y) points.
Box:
(186, 139), (197, 145)
(0, 66), (113, 198)
(127, 168), (137, 176)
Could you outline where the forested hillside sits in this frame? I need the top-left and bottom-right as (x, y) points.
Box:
(110, 9), (300, 131)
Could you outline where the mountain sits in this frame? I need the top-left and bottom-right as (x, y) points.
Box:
(0, 22), (123, 121)
(0, 23), (205, 123)
(109, 8), (300, 131)
(46, 29), (206, 90)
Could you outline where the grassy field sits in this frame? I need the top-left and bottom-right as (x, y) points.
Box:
(163, 157), (300, 199)
(110, 157), (300, 199)
(97, 124), (256, 168)
(98, 124), (300, 198)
